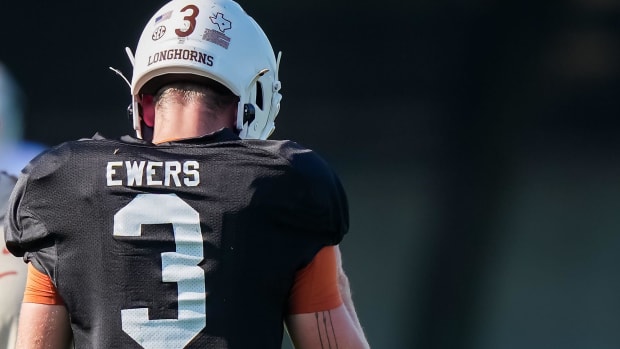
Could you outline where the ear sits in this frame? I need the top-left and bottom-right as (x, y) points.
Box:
(228, 102), (239, 130)
(141, 95), (155, 127)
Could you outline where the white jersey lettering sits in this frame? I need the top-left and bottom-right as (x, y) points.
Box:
(106, 160), (200, 187)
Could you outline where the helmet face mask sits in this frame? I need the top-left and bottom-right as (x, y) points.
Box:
(129, 0), (282, 140)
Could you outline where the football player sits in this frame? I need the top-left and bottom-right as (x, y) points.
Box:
(4, 0), (370, 348)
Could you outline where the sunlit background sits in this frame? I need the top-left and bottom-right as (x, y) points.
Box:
(2, 0), (620, 348)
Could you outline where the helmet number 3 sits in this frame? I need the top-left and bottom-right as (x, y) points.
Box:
(175, 4), (199, 37)
(114, 194), (206, 349)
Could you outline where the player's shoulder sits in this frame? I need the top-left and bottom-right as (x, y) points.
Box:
(247, 140), (328, 167)
(243, 140), (338, 186)
(245, 139), (333, 174)
(21, 134), (133, 178)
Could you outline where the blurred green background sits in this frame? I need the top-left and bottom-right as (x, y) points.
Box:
(2, 0), (620, 348)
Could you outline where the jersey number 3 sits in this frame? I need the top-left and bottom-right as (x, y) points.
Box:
(114, 194), (206, 349)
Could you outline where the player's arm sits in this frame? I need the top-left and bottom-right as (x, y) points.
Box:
(16, 264), (72, 349)
(16, 303), (72, 349)
(284, 246), (370, 349)
(286, 304), (369, 349)
(333, 246), (367, 338)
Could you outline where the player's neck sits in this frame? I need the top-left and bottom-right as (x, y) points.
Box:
(152, 106), (233, 144)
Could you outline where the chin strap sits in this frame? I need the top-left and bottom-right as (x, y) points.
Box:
(109, 66), (131, 89)
(125, 47), (135, 67)
(262, 51), (283, 139)
(109, 47), (148, 139)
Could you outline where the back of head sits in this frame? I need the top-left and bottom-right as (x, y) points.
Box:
(154, 82), (239, 114)
(0, 63), (24, 145)
(129, 0), (282, 140)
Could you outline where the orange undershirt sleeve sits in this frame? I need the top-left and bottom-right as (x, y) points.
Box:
(23, 263), (64, 305)
(287, 245), (343, 314)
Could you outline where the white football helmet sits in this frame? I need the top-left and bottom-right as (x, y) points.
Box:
(127, 0), (282, 140)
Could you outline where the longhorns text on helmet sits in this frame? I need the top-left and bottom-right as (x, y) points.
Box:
(117, 0), (282, 140)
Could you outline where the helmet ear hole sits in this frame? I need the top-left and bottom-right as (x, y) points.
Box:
(243, 104), (256, 125)
(126, 103), (134, 124)
(255, 81), (263, 110)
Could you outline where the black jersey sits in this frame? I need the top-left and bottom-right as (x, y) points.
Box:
(4, 129), (348, 349)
